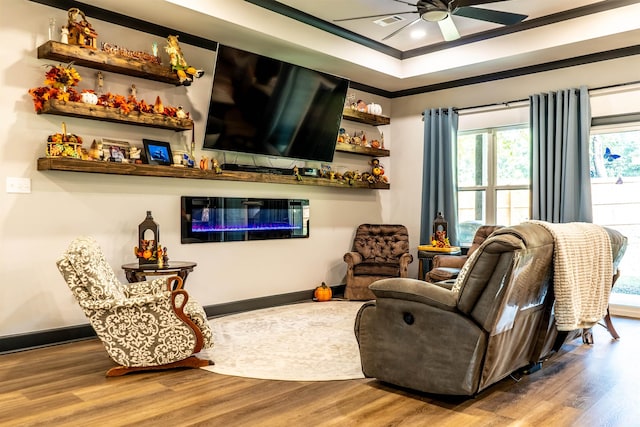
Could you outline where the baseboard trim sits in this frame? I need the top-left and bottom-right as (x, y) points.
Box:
(0, 284), (346, 354)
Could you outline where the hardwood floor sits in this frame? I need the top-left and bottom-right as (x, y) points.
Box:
(1, 317), (639, 427)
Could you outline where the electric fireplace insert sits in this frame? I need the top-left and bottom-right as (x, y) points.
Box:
(181, 196), (309, 243)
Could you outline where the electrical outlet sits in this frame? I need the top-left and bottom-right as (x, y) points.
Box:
(6, 177), (31, 194)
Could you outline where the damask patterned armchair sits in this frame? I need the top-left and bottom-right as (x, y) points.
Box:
(343, 224), (413, 300)
(57, 236), (213, 376)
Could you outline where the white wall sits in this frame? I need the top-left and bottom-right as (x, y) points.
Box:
(0, 2), (390, 337)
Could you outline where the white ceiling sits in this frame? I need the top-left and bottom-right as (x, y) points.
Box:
(85, 0), (640, 93)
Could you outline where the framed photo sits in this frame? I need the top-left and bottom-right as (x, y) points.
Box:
(143, 139), (173, 166)
(101, 138), (130, 162)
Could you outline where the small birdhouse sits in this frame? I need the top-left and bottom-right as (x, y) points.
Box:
(66, 8), (98, 50)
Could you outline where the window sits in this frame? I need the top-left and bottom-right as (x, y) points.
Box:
(457, 125), (530, 245)
(590, 125), (640, 300)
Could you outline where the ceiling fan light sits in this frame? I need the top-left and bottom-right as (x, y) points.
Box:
(421, 8), (449, 22)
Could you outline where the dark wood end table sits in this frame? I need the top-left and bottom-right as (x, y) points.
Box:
(121, 261), (197, 288)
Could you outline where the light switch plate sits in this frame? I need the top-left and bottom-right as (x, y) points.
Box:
(6, 177), (31, 193)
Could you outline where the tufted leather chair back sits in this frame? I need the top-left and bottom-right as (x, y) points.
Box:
(353, 224), (410, 263)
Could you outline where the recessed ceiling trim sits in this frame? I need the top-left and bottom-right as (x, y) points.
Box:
(244, 0), (402, 59)
(393, 44), (640, 98)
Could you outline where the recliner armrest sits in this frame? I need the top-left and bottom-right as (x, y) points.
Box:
(343, 251), (363, 266)
(432, 254), (467, 269)
(369, 277), (458, 312)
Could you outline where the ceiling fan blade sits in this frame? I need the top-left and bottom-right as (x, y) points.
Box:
(453, 6), (527, 25)
(454, 0), (508, 6)
(382, 17), (422, 40)
(392, 0), (419, 6)
(437, 16), (460, 41)
(333, 11), (416, 22)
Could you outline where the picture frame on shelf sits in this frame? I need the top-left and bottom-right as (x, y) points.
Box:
(101, 138), (130, 162)
(143, 139), (173, 166)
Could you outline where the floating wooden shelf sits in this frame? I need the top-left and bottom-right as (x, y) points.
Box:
(37, 41), (181, 85)
(342, 108), (390, 126)
(335, 142), (389, 157)
(38, 99), (193, 131)
(37, 157), (390, 189)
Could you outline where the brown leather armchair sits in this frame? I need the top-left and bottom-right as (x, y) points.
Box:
(425, 225), (502, 283)
(343, 224), (413, 300)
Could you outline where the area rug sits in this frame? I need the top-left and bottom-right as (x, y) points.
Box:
(199, 301), (366, 381)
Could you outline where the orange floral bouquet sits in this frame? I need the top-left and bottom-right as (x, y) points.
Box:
(29, 63), (82, 111)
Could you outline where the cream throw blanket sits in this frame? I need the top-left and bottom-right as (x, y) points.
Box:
(528, 221), (612, 331)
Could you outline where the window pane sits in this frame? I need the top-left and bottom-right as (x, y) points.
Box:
(590, 128), (640, 299)
(458, 132), (487, 187)
(590, 130), (640, 180)
(496, 189), (530, 226)
(458, 190), (485, 245)
(496, 128), (530, 186)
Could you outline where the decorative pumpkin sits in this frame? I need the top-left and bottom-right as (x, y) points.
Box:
(314, 282), (332, 302)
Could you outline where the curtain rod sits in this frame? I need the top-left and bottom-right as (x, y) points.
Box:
(421, 79), (640, 115)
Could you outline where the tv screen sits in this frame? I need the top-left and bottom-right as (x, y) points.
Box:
(203, 45), (349, 163)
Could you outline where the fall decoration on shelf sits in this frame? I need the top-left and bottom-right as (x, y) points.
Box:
(29, 65), (191, 119)
(165, 35), (204, 86)
(66, 8), (98, 49)
(314, 282), (332, 302)
(46, 121), (83, 158)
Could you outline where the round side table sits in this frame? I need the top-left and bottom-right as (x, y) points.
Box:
(121, 261), (197, 288)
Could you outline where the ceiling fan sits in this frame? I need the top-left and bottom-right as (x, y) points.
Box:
(334, 0), (528, 42)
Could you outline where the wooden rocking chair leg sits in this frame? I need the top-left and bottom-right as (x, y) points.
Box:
(106, 356), (213, 377)
(602, 308), (620, 340)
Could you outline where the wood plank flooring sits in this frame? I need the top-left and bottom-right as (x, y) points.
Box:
(1, 316), (639, 427)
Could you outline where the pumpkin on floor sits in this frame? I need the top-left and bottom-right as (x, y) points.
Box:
(314, 282), (332, 302)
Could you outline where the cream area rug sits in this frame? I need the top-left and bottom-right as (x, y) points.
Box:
(200, 301), (366, 381)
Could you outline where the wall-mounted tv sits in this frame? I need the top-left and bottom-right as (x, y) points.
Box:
(203, 44), (349, 163)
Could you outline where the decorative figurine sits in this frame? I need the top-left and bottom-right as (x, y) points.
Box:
(211, 158), (222, 174)
(129, 146), (141, 163)
(130, 84), (137, 99)
(96, 71), (104, 94)
(60, 26), (69, 44)
(293, 166), (302, 181)
(165, 35), (204, 86)
(176, 106), (187, 119)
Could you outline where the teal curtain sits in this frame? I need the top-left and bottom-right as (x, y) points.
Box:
(420, 108), (459, 245)
(530, 86), (592, 223)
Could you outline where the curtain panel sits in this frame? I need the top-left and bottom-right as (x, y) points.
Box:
(420, 108), (459, 245)
(529, 86), (592, 223)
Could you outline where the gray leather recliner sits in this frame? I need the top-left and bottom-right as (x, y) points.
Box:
(355, 222), (627, 396)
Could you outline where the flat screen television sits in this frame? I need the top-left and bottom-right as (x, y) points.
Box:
(203, 44), (349, 163)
